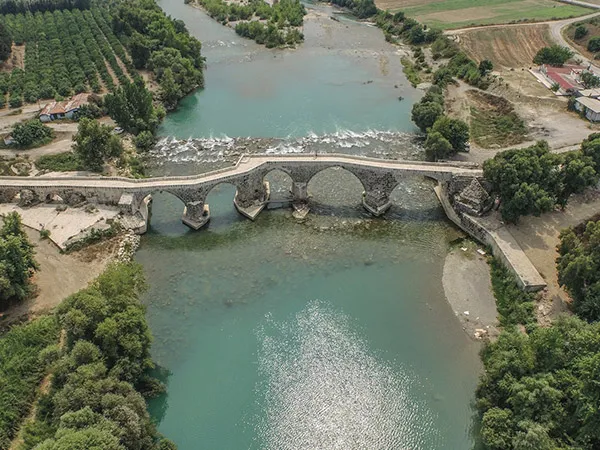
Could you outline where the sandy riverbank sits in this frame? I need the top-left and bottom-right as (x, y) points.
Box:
(442, 241), (500, 340)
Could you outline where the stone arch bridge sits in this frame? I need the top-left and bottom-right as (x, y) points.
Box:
(0, 154), (483, 230)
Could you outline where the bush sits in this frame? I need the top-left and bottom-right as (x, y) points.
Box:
(35, 152), (81, 172)
(11, 120), (54, 148)
(135, 130), (155, 151)
(574, 24), (588, 40)
(424, 131), (453, 160)
(39, 229), (51, 240)
(430, 115), (469, 152)
(588, 36), (600, 52)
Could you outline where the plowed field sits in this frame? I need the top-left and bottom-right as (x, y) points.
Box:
(456, 24), (554, 67)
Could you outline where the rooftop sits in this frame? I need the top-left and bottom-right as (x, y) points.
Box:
(576, 96), (600, 113)
(40, 93), (88, 117)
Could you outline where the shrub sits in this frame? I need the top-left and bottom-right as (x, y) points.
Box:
(11, 120), (54, 148)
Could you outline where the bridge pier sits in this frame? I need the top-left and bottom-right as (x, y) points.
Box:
(233, 181), (270, 221)
(362, 190), (392, 216)
(182, 200), (210, 230)
(291, 182), (308, 202)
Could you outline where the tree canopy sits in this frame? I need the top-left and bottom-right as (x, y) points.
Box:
(483, 141), (598, 222)
(557, 220), (600, 322)
(0, 22), (11, 63)
(22, 263), (174, 450)
(72, 118), (123, 172)
(11, 119), (53, 148)
(477, 316), (600, 450)
(533, 45), (573, 66)
(104, 79), (159, 136)
(0, 211), (38, 308)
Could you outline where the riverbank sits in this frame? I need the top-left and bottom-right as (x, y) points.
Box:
(442, 242), (500, 340)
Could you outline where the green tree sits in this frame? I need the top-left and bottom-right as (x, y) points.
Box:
(424, 131), (453, 160)
(72, 118), (123, 172)
(159, 68), (181, 110)
(11, 119), (53, 148)
(0, 212), (38, 308)
(574, 25), (588, 40)
(0, 22), (11, 63)
(581, 132), (600, 173)
(533, 45), (573, 66)
(483, 141), (596, 222)
(479, 59), (493, 76)
(581, 71), (600, 89)
(104, 79), (158, 135)
(557, 220), (600, 322)
(431, 115), (469, 152)
(588, 36), (600, 52)
(411, 101), (443, 132)
(129, 33), (151, 69)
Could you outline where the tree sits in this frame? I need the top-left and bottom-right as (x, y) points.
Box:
(533, 45), (573, 66)
(129, 33), (151, 70)
(0, 23), (11, 63)
(588, 36), (600, 52)
(0, 212), (38, 308)
(574, 25), (588, 40)
(483, 141), (597, 222)
(11, 120), (53, 148)
(158, 68), (181, 110)
(104, 79), (158, 136)
(581, 71), (600, 89)
(581, 132), (600, 173)
(557, 220), (600, 322)
(411, 101), (444, 132)
(431, 115), (469, 152)
(72, 119), (123, 172)
(424, 131), (453, 160)
(479, 59), (493, 76)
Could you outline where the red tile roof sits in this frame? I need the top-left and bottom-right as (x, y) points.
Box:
(40, 93), (89, 117)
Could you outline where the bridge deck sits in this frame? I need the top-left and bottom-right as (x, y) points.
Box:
(0, 154), (482, 190)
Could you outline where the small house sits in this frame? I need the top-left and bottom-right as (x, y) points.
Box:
(575, 97), (600, 122)
(39, 93), (88, 122)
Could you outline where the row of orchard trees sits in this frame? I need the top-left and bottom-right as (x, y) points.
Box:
(0, 6), (136, 107)
(0, 0), (90, 15)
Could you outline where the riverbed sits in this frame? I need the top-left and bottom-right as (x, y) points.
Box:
(140, 1), (483, 448)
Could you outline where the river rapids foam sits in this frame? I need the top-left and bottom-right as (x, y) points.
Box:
(149, 129), (422, 167)
(252, 301), (438, 449)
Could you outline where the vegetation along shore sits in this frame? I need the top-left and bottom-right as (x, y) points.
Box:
(2, 0), (600, 448)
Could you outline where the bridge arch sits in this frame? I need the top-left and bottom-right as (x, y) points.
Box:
(306, 166), (368, 209)
(262, 168), (293, 199)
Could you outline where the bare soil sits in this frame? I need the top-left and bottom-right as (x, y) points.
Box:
(506, 188), (600, 324)
(456, 24), (554, 68)
(0, 227), (121, 323)
(0, 44), (25, 73)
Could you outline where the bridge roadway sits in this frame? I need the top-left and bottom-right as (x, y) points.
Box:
(0, 154), (483, 229)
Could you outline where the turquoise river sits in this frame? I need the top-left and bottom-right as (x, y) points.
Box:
(140, 1), (483, 448)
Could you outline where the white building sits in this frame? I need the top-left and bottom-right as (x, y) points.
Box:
(575, 96), (600, 122)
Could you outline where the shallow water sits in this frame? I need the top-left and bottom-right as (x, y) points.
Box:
(141, 1), (482, 448)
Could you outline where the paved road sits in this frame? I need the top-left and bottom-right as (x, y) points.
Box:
(0, 154), (483, 191)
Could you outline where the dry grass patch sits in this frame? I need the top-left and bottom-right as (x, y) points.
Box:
(467, 90), (528, 148)
(458, 24), (554, 68)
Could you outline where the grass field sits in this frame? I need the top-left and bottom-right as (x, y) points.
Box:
(457, 24), (554, 67)
(375, 0), (592, 30)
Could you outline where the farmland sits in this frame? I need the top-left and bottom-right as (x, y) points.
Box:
(456, 24), (554, 68)
(0, 6), (134, 108)
(374, 0), (591, 30)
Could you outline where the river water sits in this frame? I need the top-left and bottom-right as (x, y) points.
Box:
(140, 1), (482, 448)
